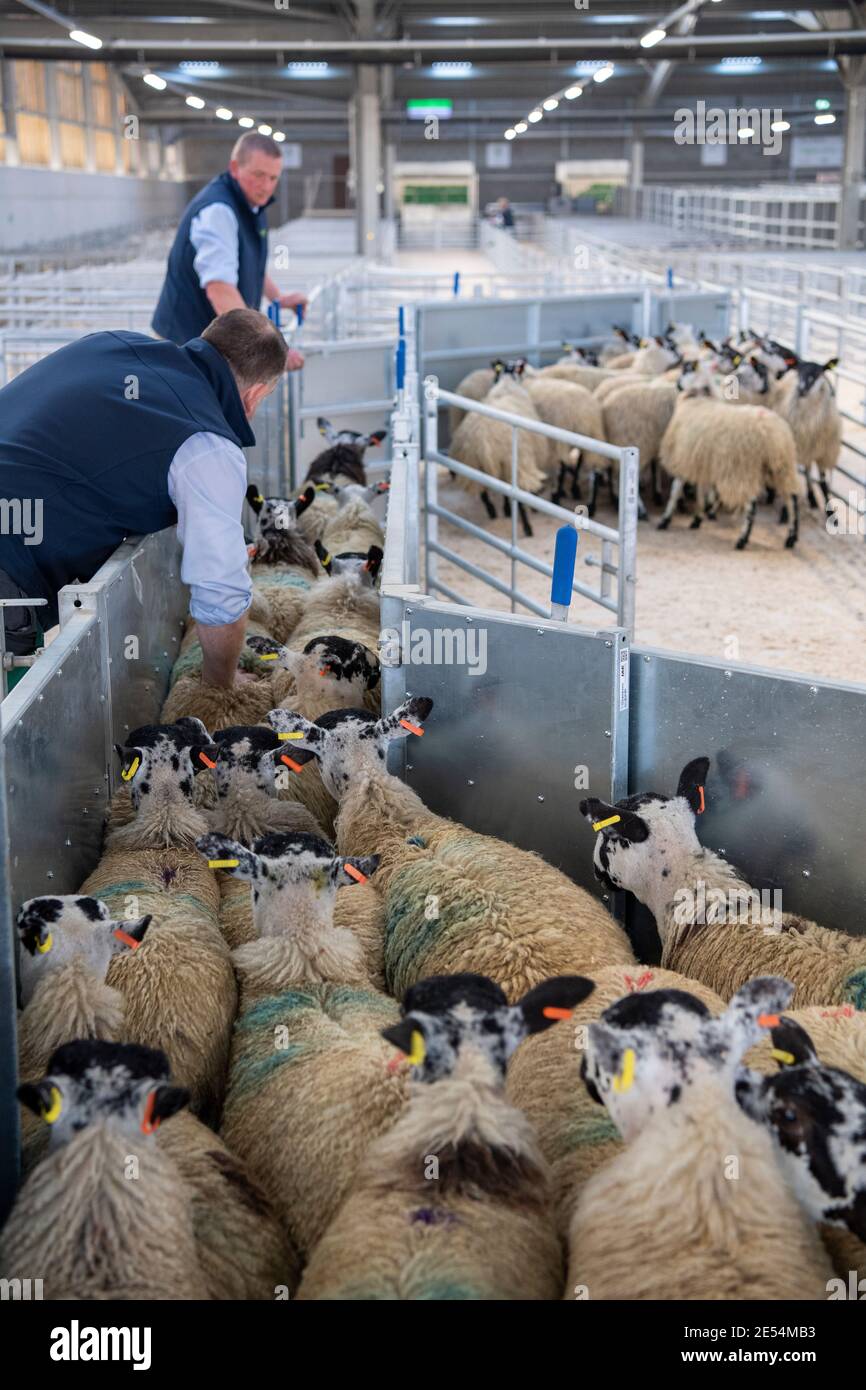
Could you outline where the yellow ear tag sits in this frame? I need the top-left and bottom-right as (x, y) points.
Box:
(209, 858), (240, 869)
(277, 731), (305, 741)
(314, 483), (331, 492)
(257, 652), (279, 661)
(592, 814), (621, 832)
(121, 756), (140, 782)
(407, 1030), (426, 1066)
(772, 1048), (796, 1066)
(36, 931), (53, 954)
(321, 553), (332, 567)
(253, 494), (264, 503)
(612, 1047), (636, 1094)
(42, 1086), (62, 1124)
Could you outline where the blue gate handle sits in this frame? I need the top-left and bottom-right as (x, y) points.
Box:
(666, 266), (674, 289)
(398, 304), (405, 336)
(396, 337), (406, 391)
(268, 300), (281, 327)
(296, 301), (305, 326)
(453, 271), (460, 297)
(550, 524), (578, 609)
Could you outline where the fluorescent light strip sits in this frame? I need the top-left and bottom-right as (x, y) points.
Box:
(185, 95), (206, 110)
(70, 30), (102, 50)
(143, 73), (167, 91)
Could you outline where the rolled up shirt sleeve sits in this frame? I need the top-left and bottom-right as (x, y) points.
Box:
(189, 202), (240, 289)
(168, 432), (252, 627)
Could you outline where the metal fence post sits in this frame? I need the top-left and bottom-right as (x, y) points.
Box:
(424, 375), (439, 594)
(618, 446), (639, 637)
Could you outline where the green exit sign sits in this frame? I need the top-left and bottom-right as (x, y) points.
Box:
(815, 98), (831, 109)
(407, 98), (453, 120)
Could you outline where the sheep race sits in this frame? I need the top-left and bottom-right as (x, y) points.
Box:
(2, 57), (866, 1343)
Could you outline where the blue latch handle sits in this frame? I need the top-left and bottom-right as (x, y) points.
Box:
(268, 300), (281, 327)
(398, 304), (405, 336)
(453, 272), (460, 297)
(396, 337), (406, 391)
(296, 301), (305, 326)
(666, 266), (674, 289)
(550, 524), (578, 609)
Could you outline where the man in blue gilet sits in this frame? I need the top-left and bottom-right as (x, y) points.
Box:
(0, 309), (288, 690)
(153, 129), (306, 366)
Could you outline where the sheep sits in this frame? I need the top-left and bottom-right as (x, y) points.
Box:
(598, 326), (641, 366)
(506, 962), (727, 1234)
(772, 358), (841, 516)
(538, 362), (618, 393)
(657, 363), (801, 549)
(2, 1040), (210, 1300)
(296, 418), (388, 543)
(601, 379), (678, 511)
(521, 376), (611, 509)
(160, 668), (277, 736)
(581, 755), (866, 1012)
(287, 550), (382, 664)
(592, 370), (654, 404)
(81, 723), (237, 1120)
(171, 611), (279, 689)
(266, 698), (635, 1005)
(206, 723), (327, 846)
(567, 975), (836, 1299)
(448, 376), (546, 538)
(249, 632), (381, 720)
(318, 493), (385, 560)
(736, 1015), (866, 1283)
(558, 341), (599, 367)
(297, 971), (595, 1300)
(449, 360), (501, 435)
(243, 482), (322, 644)
(196, 829), (408, 1260)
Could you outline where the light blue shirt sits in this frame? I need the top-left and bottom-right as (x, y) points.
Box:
(189, 199), (261, 291)
(167, 431), (252, 627)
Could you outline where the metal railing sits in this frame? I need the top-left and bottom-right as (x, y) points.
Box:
(422, 376), (638, 634)
(622, 183), (866, 251)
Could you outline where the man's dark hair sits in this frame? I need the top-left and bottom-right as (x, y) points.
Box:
(232, 131), (282, 164)
(201, 308), (288, 391)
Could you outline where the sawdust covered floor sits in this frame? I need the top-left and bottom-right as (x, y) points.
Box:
(423, 464), (866, 687)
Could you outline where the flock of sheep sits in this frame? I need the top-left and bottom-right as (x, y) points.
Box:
(450, 323), (841, 552)
(3, 406), (865, 1303)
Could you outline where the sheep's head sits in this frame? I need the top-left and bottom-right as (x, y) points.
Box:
(754, 336), (799, 376)
(195, 829), (379, 935)
(794, 357), (838, 398)
(313, 540), (383, 586)
(246, 483), (316, 561)
(17, 894), (150, 1005)
(267, 696), (433, 799)
(583, 975), (794, 1142)
(303, 419), (388, 489)
(247, 633), (380, 704)
(383, 971), (594, 1086)
(333, 479), (390, 509)
(734, 354), (771, 397)
(210, 722), (315, 800)
(735, 1019), (866, 1242)
(580, 756), (710, 914)
(114, 719), (219, 810)
(17, 1039), (188, 1149)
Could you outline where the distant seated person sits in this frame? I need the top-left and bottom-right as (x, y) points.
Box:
(496, 197), (516, 230)
(153, 130), (305, 370)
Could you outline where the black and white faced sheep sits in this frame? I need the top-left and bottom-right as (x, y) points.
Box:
(195, 828), (406, 1260)
(248, 632), (380, 721)
(313, 539), (383, 587)
(1, 1039), (209, 1300)
(772, 357), (841, 516)
(297, 971), (595, 1300)
(268, 698), (634, 1002)
(305, 418), (388, 490)
(581, 756), (866, 1011)
(244, 482), (323, 644)
(108, 719), (220, 851)
(736, 1016), (866, 1244)
(567, 976), (836, 1299)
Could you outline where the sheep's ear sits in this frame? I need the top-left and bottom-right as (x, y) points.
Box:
(174, 716), (209, 742)
(770, 1017), (818, 1068)
(333, 854), (380, 887)
(295, 484), (316, 517)
(144, 1084), (190, 1128)
(676, 756), (710, 814)
(823, 357), (838, 372)
(195, 834), (259, 879)
(314, 539), (333, 575)
(376, 697), (433, 742)
(116, 745), (145, 784)
(246, 484), (264, 513)
(192, 743), (220, 775)
(720, 976), (796, 1062)
(317, 416), (337, 442)
(515, 976), (596, 1037)
(109, 915), (152, 952)
(365, 428), (387, 447)
(18, 1079), (55, 1119)
(364, 545), (384, 581)
(266, 709), (323, 753)
(579, 797), (648, 843)
(381, 1018), (417, 1055)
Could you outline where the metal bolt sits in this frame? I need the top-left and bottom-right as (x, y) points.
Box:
(124, 724), (129, 732)
(100, 694), (105, 703)
(644, 655), (651, 663)
(46, 870), (54, 879)
(82, 808), (89, 815)
(406, 764), (413, 771)
(802, 868), (811, 878)
(537, 628), (544, 635)
(467, 779), (474, 786)
(718, 847), (726, 855)
(809, 686), (818, 695)
(7, 785), (13, 795)
(37, 694), (43, 702)
(724, 670), (732, 679)
(602, 893), (610, 904)
(604, 729), (611, 738)
(163, 651), (169, 658)
(64, 838), (72, 847)
(406, 608), (413, 615)
(537, 795), (545, 802)
(466, 616), (473, 623)
(604, 640), (612, 648)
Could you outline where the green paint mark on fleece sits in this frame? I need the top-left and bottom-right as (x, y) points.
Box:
(235, 990), (322, 1031)
(228, 1046), (306, 1103)
(253, 572), (313, 590)
(555, 1109), (620, 1158)
(384, 845), (483, 991)
(843, 969), (866, 1011)
(325, 1281), (483, 1301)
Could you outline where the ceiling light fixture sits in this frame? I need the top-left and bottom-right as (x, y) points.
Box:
(543, 97), (559, 111)
(814, 112), (836, 124)
(143, 74), (167, 91)
(215, 107), (233, 120)
(185, 95), (206, 110)
(69, 30), (102, 50)
(528, 109), (543, 123)
(640, 29), (667, 48)
(565, 86), (583, 99)
(593, 64), (615, 83)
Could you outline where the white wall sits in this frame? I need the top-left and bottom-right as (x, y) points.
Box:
(0, 167), (191, 253)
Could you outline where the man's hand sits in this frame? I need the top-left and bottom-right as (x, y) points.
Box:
(286, 348), (304, 371)
(279, 291), (308, 311)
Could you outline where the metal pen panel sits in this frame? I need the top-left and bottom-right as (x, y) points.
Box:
(392, 597), (628, 894)
(629, 646), (866, 949)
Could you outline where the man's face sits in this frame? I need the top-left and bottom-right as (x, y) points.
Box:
(230, 153), (283, 208)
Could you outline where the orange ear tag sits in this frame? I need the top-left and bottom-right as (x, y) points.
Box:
(141, 1091), (161, 1135)
(399, 719), (424, 736)
(758, 1013), (780, 1028)
(343, 863), (367, 884)
(697, 785), (706, 813)
(198, 751), (216, 769)
(542, 1007), (572, 1021)
(280, 754), (304, 773)
(113, 928), (141, 951)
